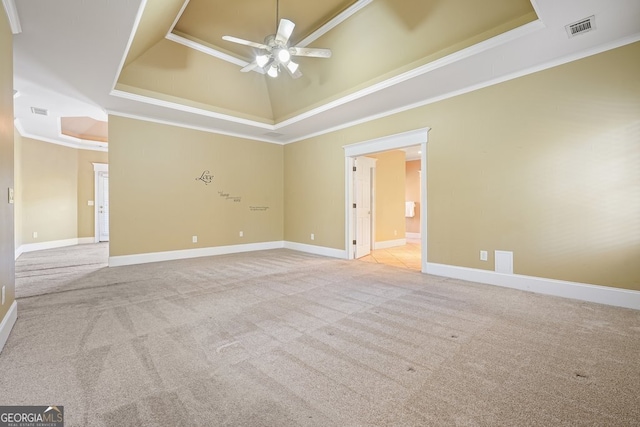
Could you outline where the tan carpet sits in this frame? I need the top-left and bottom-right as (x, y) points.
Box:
(3, 246), (639, 426)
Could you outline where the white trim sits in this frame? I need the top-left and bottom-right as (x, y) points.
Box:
(1, 0), (21, 34)
(13, 120), (108, 152)
(165, 33), (250, 68)
(109, 241), (286, 267)
(0, 301), (18, 354)
(16, 238), (101, 258)
(426, 263), (640, 311)
(167, 0), (190, 34)
(17, 238), (82, 255)
(106, 110), (283, 145)
(344, 128), (430, 157)
(108, 90), (275, 131)
(283, 241), (347, 259)
(406, 232), (421, 240)
(374, 238), (406, 250)
(111, 0), (148, 91)
(275, 20), (545, 131)
(296, 0), (373, 48)
(345, 128), (430, 264)
(92, 162), (108, 172)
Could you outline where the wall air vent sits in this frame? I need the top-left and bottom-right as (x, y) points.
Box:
(566, 16), (595, 38)
(30, 107), (49, 116)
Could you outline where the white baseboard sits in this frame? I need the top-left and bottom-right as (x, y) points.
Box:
(109, 241), (286, 267)
(406, 232), (421, 240)
(426, 262), (640, 310)
(0, 300), (18, 354)
(16, 238), (81, 258)
(14, 245), (23, 260)
(374, 238), (406, 250)
(283, 241), (347, 259)
(78, 237), (96, 245)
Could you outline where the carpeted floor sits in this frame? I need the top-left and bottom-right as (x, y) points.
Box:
(3, 246), (640, 426)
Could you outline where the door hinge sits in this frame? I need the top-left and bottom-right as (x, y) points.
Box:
(353, 203), (356, 208)
(353, 166), (356, 172)
(353, 240), (357, 245)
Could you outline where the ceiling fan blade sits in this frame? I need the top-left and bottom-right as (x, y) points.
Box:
(275, 19), (295, 45)
(290, 47), (332, 58)
(285, 65), (303, 79)
(222, 35), (269, 50)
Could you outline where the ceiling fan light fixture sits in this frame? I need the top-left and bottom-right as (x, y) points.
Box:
(256, 54), (269, 68)
(287, 60), (299, 74)
(267, 64), (279, 78)
(277, 48), (291, 63)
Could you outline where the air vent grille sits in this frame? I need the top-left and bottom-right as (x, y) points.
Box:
(566, 16), (595, 38)
(30, 107), (49, 116)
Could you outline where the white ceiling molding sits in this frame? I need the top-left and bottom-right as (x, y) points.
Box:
(295, 0), (373, 48)
(273, 19), (545, 129)
(2, 0), (21, 34)
(165, 32), (251, 68)
(14, 119), (108, 152)
(168, 0), (191, 34)
(109, 88), (275, 129)
(110, 0), (149, 91)
(106, 110), (284, 145)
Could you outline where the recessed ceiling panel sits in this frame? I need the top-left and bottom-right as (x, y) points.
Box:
(61, 116), (108, 143)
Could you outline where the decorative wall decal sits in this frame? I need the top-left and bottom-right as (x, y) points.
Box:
(196, 170), (214, 184)
(218, 191), (242, 202)
(249, 206), (270, 211)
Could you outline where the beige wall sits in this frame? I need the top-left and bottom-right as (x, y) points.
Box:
(108, 115), (283, 256)
(283, 135), (345, 248)
(284, 41), (640, 291)
(405, 160), (421, 234)
(0, 10), (15, 329)
(369, 151), (406, 242)
(77, 150), (108, 238)
(20, 138), (78, 244)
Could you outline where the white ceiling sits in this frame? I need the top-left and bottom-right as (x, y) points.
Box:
(9, 0), (640, 151)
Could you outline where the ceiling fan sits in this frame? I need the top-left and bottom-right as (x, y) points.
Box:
(222, 2), (332, 79)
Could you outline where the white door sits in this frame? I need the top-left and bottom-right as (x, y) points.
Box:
(354, 156), (375, 258)
(97, 172), (109, 242)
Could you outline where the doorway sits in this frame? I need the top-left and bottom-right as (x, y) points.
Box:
(344, 128), (429, 272)
(93, 163), (109, 242)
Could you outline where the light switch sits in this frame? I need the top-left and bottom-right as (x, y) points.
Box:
(8, 188), (14, 204)
(88, 200), (94, 206)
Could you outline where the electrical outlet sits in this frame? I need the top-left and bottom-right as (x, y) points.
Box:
(239, 231), (243, 237)
(88, 200), (94, 206)
(192, 235), (197, 243)
(480, 250), (488, 261)
(311, 233), (315, 240)
(8, 188), (14, 204)
(33, 232), (38, 239)
(394, 230), (397, 236)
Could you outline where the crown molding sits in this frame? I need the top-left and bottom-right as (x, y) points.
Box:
(2, 0), (21, 34)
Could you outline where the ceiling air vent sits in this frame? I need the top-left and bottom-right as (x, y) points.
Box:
(30, 107), (49, 116)
(566, 16), (595, 38)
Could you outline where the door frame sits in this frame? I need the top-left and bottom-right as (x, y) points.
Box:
(344, 128), (430, 272)
(92, 163), (109, 243)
